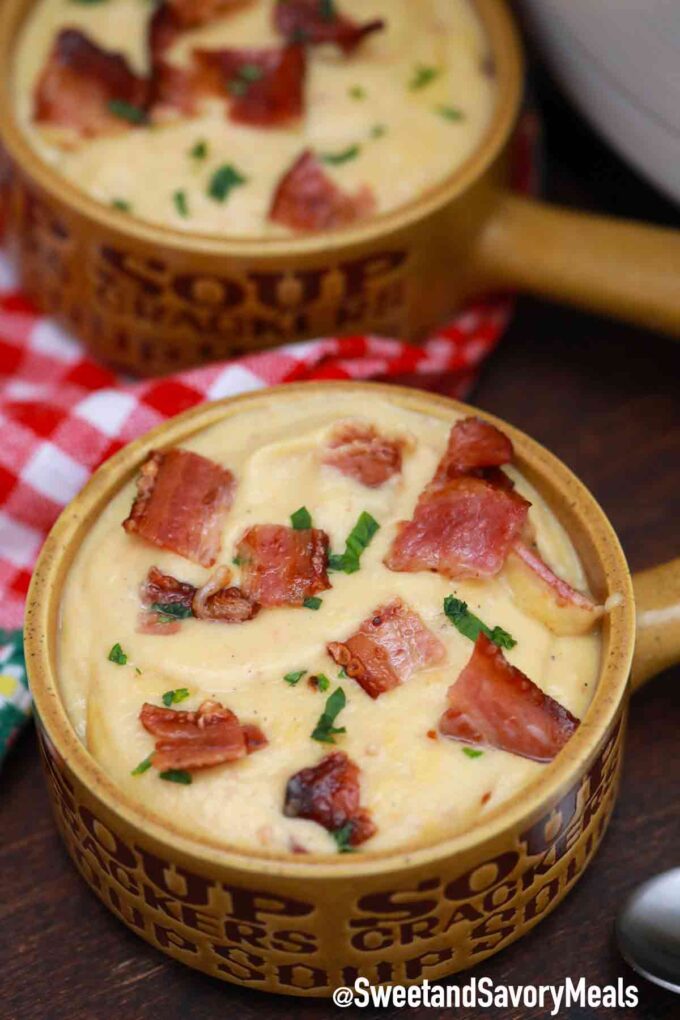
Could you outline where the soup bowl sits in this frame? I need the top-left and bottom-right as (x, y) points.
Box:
(24, 381), (680, 996)
(1, 0), (680, 377)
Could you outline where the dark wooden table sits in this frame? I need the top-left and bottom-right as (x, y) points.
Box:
(2, 57), (679, 1020)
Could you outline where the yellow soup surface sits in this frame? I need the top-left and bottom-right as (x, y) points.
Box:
(58, 390), (602, 857)
(14, 0), (496, 236)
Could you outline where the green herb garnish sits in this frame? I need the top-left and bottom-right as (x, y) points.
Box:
(311, 686), (346, 744)
(111, 198), (131, 213)
(229, 63), (264, 96)
(108, 643), (127, 665)
(319, 0), (336, 21)
(159, 769), (192, 784)
(131, 754), (152, 775)
(232, 556), (242, 566)
(290, 506), (312, 530)
(409, 65), (440, 91)
(303, 596), (323, 610)
(315, 673), (331, 693)
(332, 822), (356, 853)
(70, 0), (109, 5)
(149, 602), (193, 620)
(370, 123), (387, 139)
(463, 747), (484, 759)
(349, 85), (366, 100)
(329, 511), (380, 574)
(284, 669), (306, 686)
(173, 190), (189, 217)
(208, 164), (247, 203)
(436, 105), (464, 121)
(162, 688), (190, 707)
(337, 668), (347, 679)
(189, 139), (208, 160)
(443, 596), (516, 649)
(135, 667), (142, 676)
(107, 99), (146, 124)
(320, 145), (361, 166)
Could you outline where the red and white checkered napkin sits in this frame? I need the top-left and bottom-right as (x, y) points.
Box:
(0, 250), (512, 630)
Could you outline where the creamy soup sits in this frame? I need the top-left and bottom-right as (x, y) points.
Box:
(58, 390), (602, 856)
(14, 0), (496, 236)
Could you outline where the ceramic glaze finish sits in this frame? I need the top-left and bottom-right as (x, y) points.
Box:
(57, 390), (601, 855)
(14, 0), (496, 236)
(25, 383), (644, 995)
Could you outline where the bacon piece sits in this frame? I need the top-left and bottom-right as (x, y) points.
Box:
(283, 751), (375, 846)
(386, 476), (530, 580)
(34, 29), (148, 141)
(269, 150), (376, 232)
(137, 611), (183, 635)
(168, 0), (247, 29)
(237, 524), (330, 607)
(192, 565), (260, 623)
(123, 449), (235, 568)
(327, 598), (445, 699)
(140, 698), (267, 771)
(439, 633), (579, 762)
(431, 417), (514, 489)
(141, 566), (197, 610)
(323, 421), (405, 488)
(193, 44), (306, 126)
(273, 0), (385, 54)
(505, 542), (604, 636)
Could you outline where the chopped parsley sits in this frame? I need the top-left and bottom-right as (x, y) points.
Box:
(70, 0), (109, 5)
(208, 164), (247, 203)
(228, 63), (265, 96)
(107, 99), (146, 125)
(284, 669), (306, 686)
(320, 145), (361, 166)
(370, 123), (387, 139)
(332, 822), (356, 853)
(314, 673), (331, 693)
(337, 668), (347, 679)
(311, 686), (346, 744)
(111, 198), (131, 213)
(131, 754), (153, 776)
(436, 105), (464, 121)
(443, 596), (516, 650)
(135, 667), (142, 676)
(409, 65), (440, 91)
(232, 555), (242, 566)
(349, 85), (366, 100)
(159, 769), (192, 784)
(303, 596), (323, 610)
(173, 189), (189, 217)
(149, 602), (193, 620)
(162, 688), (190, 707)
(329, 511), (379, 573)
(463, 747), (484, 759)
(189, 139), (208, 160)
(319, 0), (336, 21)
(107, 642), (127, 665)
(290, 506), (312, 530)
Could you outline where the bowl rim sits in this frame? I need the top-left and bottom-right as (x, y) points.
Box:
(25, 380), (636, 879)
(0, 0), (524, 257)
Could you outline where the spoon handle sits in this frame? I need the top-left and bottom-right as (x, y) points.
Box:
(631, 557), (680, 689)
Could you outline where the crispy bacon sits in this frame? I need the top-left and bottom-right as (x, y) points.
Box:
(34, 29), (148, 141)
(193, 45), (306, 126)
(269, 150), (376, 232)
(237, 524), (330, 607)
(386, 476), (530, 580)
(439, 633), (579, 762)
(141, 566), (197, 610)
(273, 0), (385, 54)
(137, 611), (183, 635)
(505, 542), (604, 636)
(323, 421), (405, 488)
(327, 598), (445, 699)
(123, 449), (235, 568)
(192, 565), (260, 622)
(283, 751), (375, 846)
(168, 0), (247, 29)
(140, 698), (267, 771)
(431, 417), (514, 489)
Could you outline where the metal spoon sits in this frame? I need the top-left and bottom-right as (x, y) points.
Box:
(616, 869), (680, 993)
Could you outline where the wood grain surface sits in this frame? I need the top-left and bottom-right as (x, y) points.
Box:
(2, 53), (679, 1020)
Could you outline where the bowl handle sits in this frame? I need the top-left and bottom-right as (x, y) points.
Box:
(631, 557), (680, 690)
(471, 191), (680, 337)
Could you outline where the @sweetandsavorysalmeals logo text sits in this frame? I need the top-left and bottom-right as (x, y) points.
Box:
(333, 976), (639, 1013)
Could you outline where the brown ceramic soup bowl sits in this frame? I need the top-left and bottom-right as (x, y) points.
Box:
(25, 381), (680, 996)
(2, 1), (680, 377)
